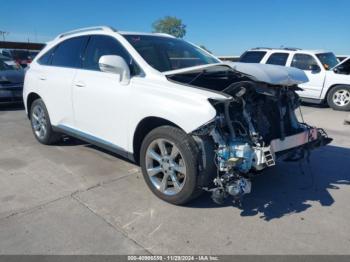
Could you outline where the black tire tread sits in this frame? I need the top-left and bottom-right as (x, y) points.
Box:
(140, 126), (203, 205)
(327, 85), (350, 111)
(30, 99), (61, 145)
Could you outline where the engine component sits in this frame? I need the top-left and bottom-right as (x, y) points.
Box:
(226, 177), (251, 197)
(217, 142), (254, 173)
(193, 80), (331, 206)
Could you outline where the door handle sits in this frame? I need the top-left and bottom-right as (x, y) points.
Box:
(74, 82), (85, 87)
(39, 76), (46, 80)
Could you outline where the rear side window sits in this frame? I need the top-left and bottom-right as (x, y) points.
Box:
(51, 36), (88, 68)
(266, 53), (289, 66)
(291, 54), (318, 70)
(82, 35), (136, 72)
(38, 48), (55, 65)
(239, 51), (267, 63)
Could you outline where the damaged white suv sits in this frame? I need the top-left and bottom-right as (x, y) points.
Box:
(23, 26), (331, 205)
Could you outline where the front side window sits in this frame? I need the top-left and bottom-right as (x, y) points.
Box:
(239, 51), (267, 63)
(82, 35), (139, 75)
(123, 35), (219, 72)
(316, 52), (339, 70)
(335, 59), (350, 75)
(291, 54), (318, 70)
(51, 36), (88, 68)
(266, 53), (289, 66)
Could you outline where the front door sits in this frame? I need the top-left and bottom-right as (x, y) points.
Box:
(72, 35), (134, 150)
(290, 53), (326, 99)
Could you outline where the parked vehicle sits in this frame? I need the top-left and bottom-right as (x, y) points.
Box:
(0, 56), (25, 103)
(0, 54), (21, 69)
(23, 27), (331, 205)
(0, 49), (39, 68)
(240, 48), (350, 111)
(0, 49), (13, 58)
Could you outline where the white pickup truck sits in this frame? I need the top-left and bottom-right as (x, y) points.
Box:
(239, 48), (350, 111)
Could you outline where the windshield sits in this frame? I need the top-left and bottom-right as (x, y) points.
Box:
(123, 35), (219, 72)
(316, 52), (339, 70)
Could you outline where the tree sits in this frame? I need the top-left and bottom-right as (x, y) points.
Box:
(152, 16), (186, 38)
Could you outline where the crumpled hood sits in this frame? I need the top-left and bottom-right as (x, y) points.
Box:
(0, 70), (25, 85)
(228, 62), (308, 86)
(163, 62), (309, 86)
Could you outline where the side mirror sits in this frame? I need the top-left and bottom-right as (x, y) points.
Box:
(99, 55), (130, 84)
(309, 64), (321, 73)
(333, 66), (344, 74)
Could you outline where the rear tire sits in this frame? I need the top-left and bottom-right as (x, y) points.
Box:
(327, 85), (350, 111)
(30, 99), (61, 145)
(140, 126), (202, 205)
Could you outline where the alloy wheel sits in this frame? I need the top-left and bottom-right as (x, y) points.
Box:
(145, 138), (187, 196)
(31, 104), (47, 139)
(333, 89), (350, 107)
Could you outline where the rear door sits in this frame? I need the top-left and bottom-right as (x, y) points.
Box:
(35, 36), (88, 126)
(289, 53), (326, 99)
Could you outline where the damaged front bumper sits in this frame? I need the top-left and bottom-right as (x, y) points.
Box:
(207, 126), (331, 205)
(269, 127), (331, 159)
(192, 85), (332, 205)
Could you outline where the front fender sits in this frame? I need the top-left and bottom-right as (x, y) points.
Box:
(126, 83), (218, 152)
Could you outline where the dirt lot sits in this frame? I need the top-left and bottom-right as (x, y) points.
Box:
(0, 103), (349, 255)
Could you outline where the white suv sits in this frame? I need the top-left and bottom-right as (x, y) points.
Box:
(23, 26), (331, 205)
(240, 48), (350, 111)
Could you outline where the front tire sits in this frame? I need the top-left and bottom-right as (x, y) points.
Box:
(327, 85), (350, 111)
(140, 126), (202, 205)
(30, 99), (61, 145)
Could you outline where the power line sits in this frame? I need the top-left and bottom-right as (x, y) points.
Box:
(0, 31), (10, 41)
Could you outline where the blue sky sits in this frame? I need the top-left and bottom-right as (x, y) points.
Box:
(2, 0), (349, 55)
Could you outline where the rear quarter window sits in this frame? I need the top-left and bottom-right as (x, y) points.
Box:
(239, 51), (267, 63)
(50, 36), (88, 68)
(37, 48), (55, 65)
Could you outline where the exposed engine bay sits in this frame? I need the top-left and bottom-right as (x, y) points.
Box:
(167, 64), (332, 205)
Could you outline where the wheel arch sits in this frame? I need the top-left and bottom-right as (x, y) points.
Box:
(26, 92), (42, 119)
(324, 84), (350, 103)
(132, 116), (182, 164)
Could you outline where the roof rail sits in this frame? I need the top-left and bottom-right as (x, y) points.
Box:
(252, 47), (273, 50)
(153, 33), (176, 38)
(252, 47), (301, 51)
(56, 26), (117, 39)
(282, 47), (302, 51)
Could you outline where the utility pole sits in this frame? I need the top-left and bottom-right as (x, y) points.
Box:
(0, 31), (9, 41)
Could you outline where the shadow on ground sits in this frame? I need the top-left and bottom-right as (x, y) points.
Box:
(0, 102), (24, 111)
(301, 102), (328, 109)
(189, 145), (350, 221)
